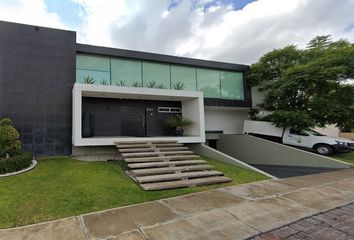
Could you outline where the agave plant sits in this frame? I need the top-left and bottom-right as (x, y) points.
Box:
(83, 76), (95, 84)
(146, 81), (157, 88)
(172, 81), (185, 90)
(156, 83), (164, 89)
(116, 80), (126, 86)
(131, 81), (141, 87)
(101, 79), (109, 85)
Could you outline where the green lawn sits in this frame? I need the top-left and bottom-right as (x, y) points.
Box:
(332, 152), (354, 165)
(0, 156), (268, 229)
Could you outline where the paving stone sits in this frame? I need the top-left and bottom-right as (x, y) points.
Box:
(222, 180), (297, 200)
(82, 202), (178, 240)
(141, 210), (259, 240)
(281, 186), (354, 211)
(161, 189), (244, 215)
(105, 230), (146, 240)
(0, 217), (85, 240)
(249, 202), (354, 240)
(226, 197), (317, 232)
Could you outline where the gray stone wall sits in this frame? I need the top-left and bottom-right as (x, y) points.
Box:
(0, 21), (76, 155)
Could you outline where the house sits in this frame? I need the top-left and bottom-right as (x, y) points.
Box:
(0, 21), (252, 156)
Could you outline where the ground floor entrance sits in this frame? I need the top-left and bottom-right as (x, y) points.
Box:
(82, 97), (182, 138)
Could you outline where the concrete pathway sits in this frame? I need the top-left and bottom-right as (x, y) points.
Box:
(1, 169), (354, 240)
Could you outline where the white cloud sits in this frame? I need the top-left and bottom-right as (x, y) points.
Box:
(0, 0), (66, 29)
(72, 0), (354, 64)
(0, 0), (353, 64)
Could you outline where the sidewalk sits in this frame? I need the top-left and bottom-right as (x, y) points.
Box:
(1, 168), (354, 240)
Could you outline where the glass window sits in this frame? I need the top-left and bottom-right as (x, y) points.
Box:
(220, 71), (244, 100)
(76, 55), (110, 84)
(197, 68), (220, 98)
(171, 65), (197, 91)
(142, 62), (170, 89)
(76, 69), (110, 84)
(111, 58), (142, 87)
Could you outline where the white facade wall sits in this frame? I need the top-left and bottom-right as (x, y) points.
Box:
(204, 107), (249, 134)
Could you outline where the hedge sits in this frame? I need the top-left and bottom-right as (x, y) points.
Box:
(0, 152), (33, 174)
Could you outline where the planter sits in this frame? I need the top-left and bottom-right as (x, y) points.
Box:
(175, 127), (184, 136)
(339, 132), (354, 141)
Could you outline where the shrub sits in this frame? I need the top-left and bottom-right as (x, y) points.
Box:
(0, 118), (21, 158)
(0, 152), (33, 174)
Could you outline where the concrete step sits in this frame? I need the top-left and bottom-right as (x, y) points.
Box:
(124, 155), (201, 163)
(122, 151), (194, 158)
(140, 176), (233, 190)
(116, 143), (184, 149)
(128, 160), (206, 169)
(131, 165), (215, 176)
(158, 147), (189, 151)
(136, 170), (224, 183)
(119, 148), (154, 153)
(115, 140), (177, 145)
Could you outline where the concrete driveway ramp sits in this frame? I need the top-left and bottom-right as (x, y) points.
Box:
(115, 140), (231, 190)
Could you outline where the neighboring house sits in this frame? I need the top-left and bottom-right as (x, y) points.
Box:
(0, 21), (252, 156)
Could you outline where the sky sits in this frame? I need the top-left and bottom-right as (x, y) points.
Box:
(0, 0), (353, 65)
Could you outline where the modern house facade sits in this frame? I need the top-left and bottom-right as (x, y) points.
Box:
(0, 21), (252, 156)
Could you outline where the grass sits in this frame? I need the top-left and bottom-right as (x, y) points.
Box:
(0, 156), (268, 229)
(332, 151), (354, 165)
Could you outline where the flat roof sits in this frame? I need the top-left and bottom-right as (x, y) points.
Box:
(77, 43), (249, 72)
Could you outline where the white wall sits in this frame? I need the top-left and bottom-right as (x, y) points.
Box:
(204, 107), (249, 134)
(314, 125), (340, 137)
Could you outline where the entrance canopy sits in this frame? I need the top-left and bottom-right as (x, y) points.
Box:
(72, 83), (205, 146)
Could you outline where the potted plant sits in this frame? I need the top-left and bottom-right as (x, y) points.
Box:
(166, 115), (193, 136)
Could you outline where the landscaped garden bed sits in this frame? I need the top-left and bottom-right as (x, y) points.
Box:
(0, 156), (268, 229)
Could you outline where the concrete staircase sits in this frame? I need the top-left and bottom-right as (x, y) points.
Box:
(115, 140), (232, 190)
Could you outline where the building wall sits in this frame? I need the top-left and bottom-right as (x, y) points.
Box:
(0, 21), (76, 155)
(204, 107), (249, 134)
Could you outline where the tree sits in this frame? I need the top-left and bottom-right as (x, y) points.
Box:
(306, 35), (332, 49)
(248, 35), (354, 131)
(0, 118), (21, 159)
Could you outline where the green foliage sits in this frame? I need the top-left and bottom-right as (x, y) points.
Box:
(0, 118), (21, 158)
(100, 79), (109, 85)
(146, 81), (164, 88)
(166, 115), (193, 128)
(146, 81), (157, 88)
(116, 80), (127, 86)
(0, 152), (32, 174)
(83, 76), (95, 84)
(131, 81), (141, 87)
(172, 81), (186, 90)
(306, 35), (332, 49)
(249, 35), (354, 130)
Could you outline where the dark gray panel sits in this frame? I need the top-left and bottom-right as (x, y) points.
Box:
(0, 21), (76, 156)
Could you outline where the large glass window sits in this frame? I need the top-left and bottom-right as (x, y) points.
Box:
(76, 55), (110, 84)
(197, 68), (220, 98)
(142, 62), (170, 89)
(171, 65), (197, 91)
(111, 58), (142, 87)
(220, 71), (244, 100)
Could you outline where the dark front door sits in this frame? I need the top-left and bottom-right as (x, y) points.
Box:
(120, 100), (146, 137)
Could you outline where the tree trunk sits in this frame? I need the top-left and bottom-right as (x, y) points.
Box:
(5, 152), (10, 159)
(281, 128), (286, 144)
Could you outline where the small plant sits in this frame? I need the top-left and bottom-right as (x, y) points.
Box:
(147, 81), (157, 88)
(166, 115), (193, 136)
(116, 80), (127, 86)
(132, 81), (141, 87)
(172, 81), (185, 90)
(83, 76), (95, 84)
(156, 83), (164, 89)
(0, 118), (21, 159)
(101, 79), (109, 85)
